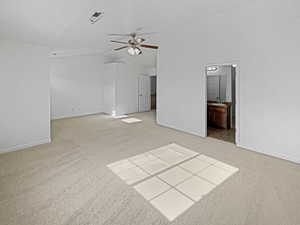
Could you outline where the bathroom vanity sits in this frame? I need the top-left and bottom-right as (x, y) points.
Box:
(207, 101), (231, 129)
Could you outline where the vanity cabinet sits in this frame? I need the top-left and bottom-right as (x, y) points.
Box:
(207, 103), (231, 129)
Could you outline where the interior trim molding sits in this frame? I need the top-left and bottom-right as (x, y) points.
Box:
(51, 111), (104, 121)
(157, 120), (204, 137)
(50, 48), (106, 58)
(237, 143), (300, 164)
(0, 138), (51, 154)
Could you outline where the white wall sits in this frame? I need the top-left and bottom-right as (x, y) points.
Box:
(103, 62), (139, 116)
(50, 54), (104, 119)
(0, 40), (51, 153)
(122, 49), (158, 76)
(103, 63), (117, 115)
(50, 53), (152, 119)
(116, 65), (139, 115)
(132, 0), (300, 163)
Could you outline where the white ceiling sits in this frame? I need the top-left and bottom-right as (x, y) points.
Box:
(0, 0), (133, 51)
(0, 0), (159, 70)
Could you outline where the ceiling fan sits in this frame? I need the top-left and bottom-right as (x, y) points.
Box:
(109, 32), (158, 56)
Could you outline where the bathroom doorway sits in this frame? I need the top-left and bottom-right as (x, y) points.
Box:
(150, 76), (157, 110)
(205, 64), (238, 144)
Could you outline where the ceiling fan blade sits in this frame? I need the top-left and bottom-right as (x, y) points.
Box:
(140, 44), (159, 49)
(111, 40), (128, 44)
(114, 46), (128, 51)
(108, 33), (131, 36)
(136, 32), (157, 36)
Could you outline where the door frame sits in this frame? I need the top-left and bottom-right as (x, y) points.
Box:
(204, 62), (240, 145)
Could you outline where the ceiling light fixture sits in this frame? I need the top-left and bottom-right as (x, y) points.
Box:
(127, 47), (135, 55)
(207, 66), (218, 71)
(134, 47), (142, 55)
(136, 38), (145, 43)
(128, 47), (142, 56)
(90, 12), (104, 24)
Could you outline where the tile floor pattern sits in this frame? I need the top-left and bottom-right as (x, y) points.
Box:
(121, 117), (142, 123)
(107, 144), (239, 221)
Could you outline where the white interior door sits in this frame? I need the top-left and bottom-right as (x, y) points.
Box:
(138, 75), (150, 112)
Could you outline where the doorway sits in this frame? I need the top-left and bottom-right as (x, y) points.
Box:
(150, 76), (157, 110)
(138, 75), (157, 113)
(137, 49), (159, 117)
(206, 64), (238, 144)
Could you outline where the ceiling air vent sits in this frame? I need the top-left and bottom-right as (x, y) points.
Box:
(90, 12), (104, 24)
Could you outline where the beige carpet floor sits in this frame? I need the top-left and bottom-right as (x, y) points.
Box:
(1, 111), (300, 225)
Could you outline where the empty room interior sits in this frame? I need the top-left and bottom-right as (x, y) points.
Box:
(1, 1), (300, 225)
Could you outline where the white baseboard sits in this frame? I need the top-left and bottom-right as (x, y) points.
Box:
(237, 143), (300, 164)
(51, 111), (103, 120)
(157, 120), (204, 137)
(0, 138), (51, 154)
(157, 120), (299, 164)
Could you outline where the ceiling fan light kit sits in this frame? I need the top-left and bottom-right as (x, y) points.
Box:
(128, 47), (142, 56)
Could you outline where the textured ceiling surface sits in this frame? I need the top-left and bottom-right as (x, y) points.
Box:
(0, 0), (159, 68)
(0, 0), (133, 51)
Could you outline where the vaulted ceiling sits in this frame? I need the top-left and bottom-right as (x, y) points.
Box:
(0, 0), (133, 51)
